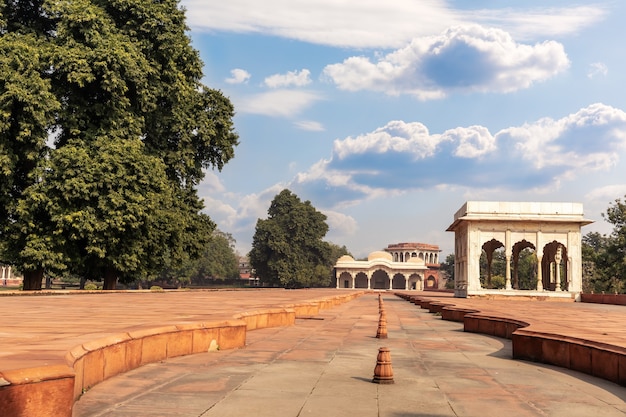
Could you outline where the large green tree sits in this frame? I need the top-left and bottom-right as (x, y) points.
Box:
(0, 0), (238, 289)
(191, 230), (240, 282)
(249, 189), (333, 288)
(582, 231), (610, 293)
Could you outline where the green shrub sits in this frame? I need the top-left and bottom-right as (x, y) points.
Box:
(84, 282), (98, 290)
(150, 285), (164, 292)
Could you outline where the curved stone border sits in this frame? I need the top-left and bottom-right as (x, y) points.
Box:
(395, 293), (626, 387)
(581, 293), (626, 306)
(0, 291), (363, 417)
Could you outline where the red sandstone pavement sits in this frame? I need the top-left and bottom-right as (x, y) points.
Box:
(399, 292), (626, 348)
(72, 293), (626, 417)
(0, 289), (358, 372)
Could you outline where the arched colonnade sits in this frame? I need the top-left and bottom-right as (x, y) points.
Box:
(447, 201), (592, 298)
(334, 251), (429, 290)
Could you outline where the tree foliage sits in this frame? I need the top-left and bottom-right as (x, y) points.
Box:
(581, 196), (626, 294)
(0, 0), (238, 289)
(249, 189), (334, 288)
(440, 253), (455, 288)
(191, 230), (240, 282)
(155, 229), (240, 287)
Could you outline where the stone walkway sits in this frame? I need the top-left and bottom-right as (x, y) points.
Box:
(73, 293), (626, 417)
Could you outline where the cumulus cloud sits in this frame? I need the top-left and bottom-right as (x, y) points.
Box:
(292, 103), (626, 207)
(264, 69), (312, 88)
(500, 103), (626, 171)
(225, 68), (251, 84)
(443, 126), (496, 158)
(182, 1), (606, 49)
(322, 210), (358, 235)
(323, 25), (570, 99)
(333, 121), (443, 160)
(236, 90), (323, 117)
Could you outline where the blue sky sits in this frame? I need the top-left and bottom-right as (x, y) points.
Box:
(181, 0), (626, 259)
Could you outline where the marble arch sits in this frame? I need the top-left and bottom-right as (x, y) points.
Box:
(446, 201), (593, 299)
(334, 251), (427, 290)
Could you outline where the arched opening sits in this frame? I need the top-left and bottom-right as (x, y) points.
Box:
(338, 271), (352, 288)
(425, 275), (437, 289)
(542, 241), (568, 291)
(355, 272), (368, 288)
(372, 270), (390, 289)
(392, 273), (406, 289)
(408, 274), (422, 290)
(480, 239), (504, 289)
(512, 240), (537, 290)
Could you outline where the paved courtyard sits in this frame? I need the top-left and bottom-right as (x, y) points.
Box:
(0, 289), (354, 372)
(72, 293), (626, 417)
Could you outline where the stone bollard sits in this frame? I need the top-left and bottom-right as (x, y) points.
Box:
(372, 347), (394, 384)
(376, 310), (388, 339)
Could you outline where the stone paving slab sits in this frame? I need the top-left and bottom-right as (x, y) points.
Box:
(0, 289), (354, 371)
(73, 294), (626, 417)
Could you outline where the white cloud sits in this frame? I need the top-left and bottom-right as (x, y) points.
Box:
(588, 62), (608, 79)
(586, 185), (626, 202)
(443, 126), (496, 158)
(202, 196), (237, 224)
(333, 120), (442, 160)
(323, 25), (570, 99)
(322, 210), (358, 235)
(182, 1), (606, 49)
(291, 103), (626, 208)
(199, 170), (226, 193)
(471, 6), (607, 41)
(182, 0), (457, 48)
(294, 120), (325, 131)
(236, 90), (323, 117)
(225, 68), (251, 84)
(500, 103), (626, 172)
(264, 69), (311, 88)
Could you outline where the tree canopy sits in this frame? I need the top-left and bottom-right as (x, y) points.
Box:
(0, 0), (238, 289)
(582, 196), (626, 293)
(249, 189), (335, 288)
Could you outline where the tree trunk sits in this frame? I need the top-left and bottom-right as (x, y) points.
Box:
(79, 276), (86, 290)
(23, 269), (44, 291)
(103, 267), (118, 290)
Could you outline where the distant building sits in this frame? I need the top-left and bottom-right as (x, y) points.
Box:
(238, 256), (259, 286)
(384, 242), (442, 289)
(334, 242), (442, 290)
(1, 265), (22, 287)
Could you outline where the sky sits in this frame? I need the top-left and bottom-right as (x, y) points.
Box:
(180, 0), (626, 259)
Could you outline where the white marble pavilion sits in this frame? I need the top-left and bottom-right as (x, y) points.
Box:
(446, 201), (593, 300)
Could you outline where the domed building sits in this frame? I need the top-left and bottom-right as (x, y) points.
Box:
(334, 242), (441, 290)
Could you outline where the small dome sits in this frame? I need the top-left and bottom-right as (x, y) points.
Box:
(407, 256), (425, 265)
(367, 251), (392, 261)
(337, 255), (355, 263)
